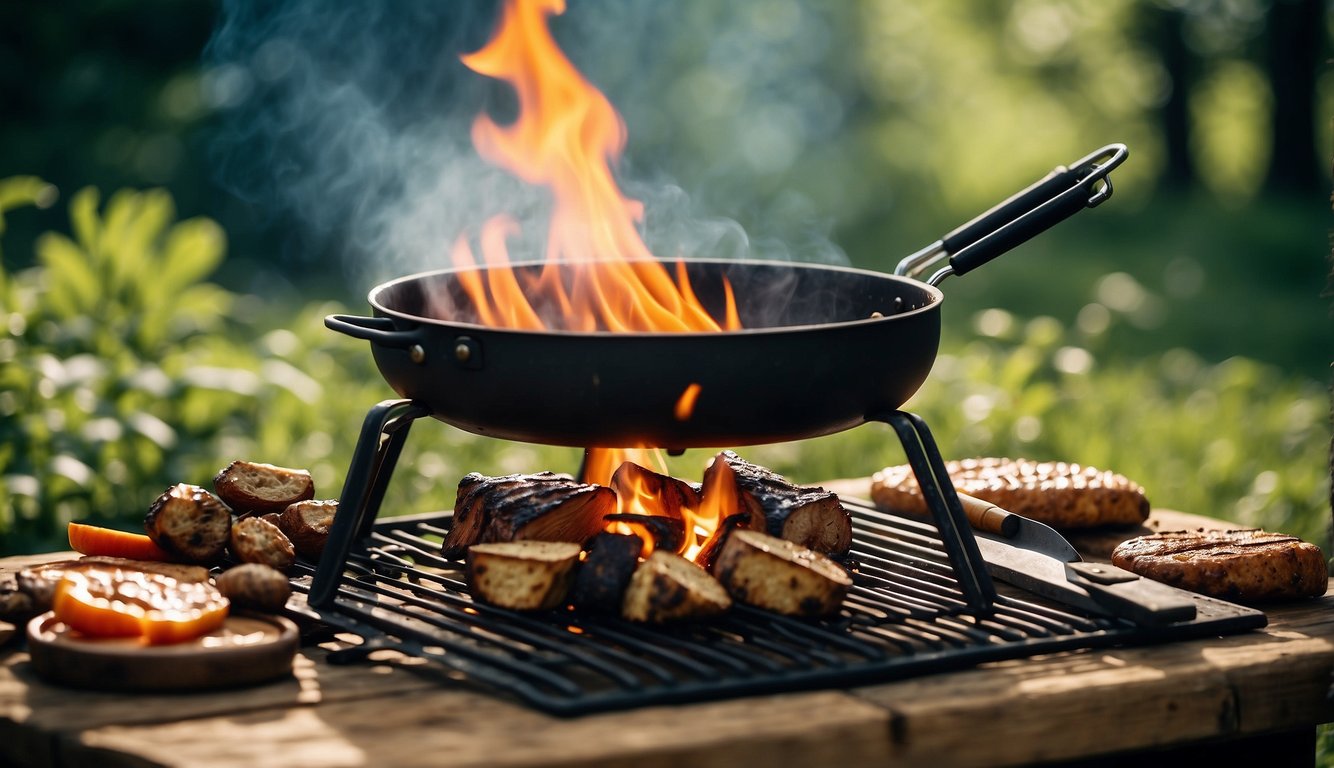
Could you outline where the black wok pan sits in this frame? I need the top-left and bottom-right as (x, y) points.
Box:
(327, 144), (1126, 450)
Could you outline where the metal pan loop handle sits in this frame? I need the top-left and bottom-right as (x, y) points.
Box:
(895, 143), (1128, 286)
(325, 314), (422, 349)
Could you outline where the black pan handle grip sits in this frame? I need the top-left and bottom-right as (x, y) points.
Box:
(325, 314), (420, 349)
(945, 143), (1128, 278)
(940, 167), (1077, 255)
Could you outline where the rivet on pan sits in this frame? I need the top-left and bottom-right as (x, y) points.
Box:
(409, 344), (426, 364)
(453, 343), (471, 363)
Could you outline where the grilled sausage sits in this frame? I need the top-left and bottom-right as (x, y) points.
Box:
(145, 483), (234, 564)
(466, 540), (583, 611)
(621, 550), (731, 623)
(214, 460), (315, 515)
(714, 529), (852, 618)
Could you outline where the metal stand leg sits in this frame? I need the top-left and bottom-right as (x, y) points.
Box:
(870, 411), (997, 612)
(310, 399), (431, 608)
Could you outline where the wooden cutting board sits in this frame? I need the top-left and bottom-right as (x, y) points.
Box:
(26, 611), (299, 692)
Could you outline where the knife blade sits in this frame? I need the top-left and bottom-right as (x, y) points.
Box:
(955, 493), (1080, 562)
(973, 532), (1197, 625)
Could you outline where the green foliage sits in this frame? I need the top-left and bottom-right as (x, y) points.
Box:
(1, 180), (253, 549)
(1, 179), (1328, 571)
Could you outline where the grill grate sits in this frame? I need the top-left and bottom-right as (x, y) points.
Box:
(288, 499), (1266, 716)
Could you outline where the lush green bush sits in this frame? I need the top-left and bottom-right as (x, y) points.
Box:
(1, 180), (1329, 563)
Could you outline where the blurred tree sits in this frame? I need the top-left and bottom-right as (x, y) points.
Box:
(1142, 3), (1197, 190)
(1262, 0), (1324, 195)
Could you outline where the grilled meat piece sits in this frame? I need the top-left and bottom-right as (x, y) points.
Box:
(608, 462), (699, 523)
(230, 516), (296, 571)
(710, 451), (852, 557)
(214, 460), (316, 515)
(621, 550), (731, 623)
(145, 484), (234, 564)
(1112, 529), (1328, 603)
(714, 530), (853, 618)
(216, 563), (292, 612)
(279, 499), (337, 561)
(569, 532), (643, 613)
(872, 457), (1150, 530)
(442, 472), (615, 558)
(466, 540), (583, 611)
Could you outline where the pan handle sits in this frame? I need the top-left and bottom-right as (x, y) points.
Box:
(896, 144), (1128, 285)
(325, 314), (421, 349)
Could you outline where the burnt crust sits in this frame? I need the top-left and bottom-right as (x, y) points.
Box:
(1111, 529), (1328, 603)
(145, 483), (233, 563)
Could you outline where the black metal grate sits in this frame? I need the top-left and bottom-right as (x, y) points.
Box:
(288, 499), (1266, 716)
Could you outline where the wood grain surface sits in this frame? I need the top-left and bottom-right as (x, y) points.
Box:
(2, 513), (1331, 768)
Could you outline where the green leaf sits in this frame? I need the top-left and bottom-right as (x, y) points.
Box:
(0, 176), (58, 237)
(159, 217), (226, 293)
(35, 232), (101, 318)
(68, 186), (101, 254)
(105, 189), (173, 298)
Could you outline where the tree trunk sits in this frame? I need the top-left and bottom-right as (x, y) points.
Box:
(1263, 0), (1325, 196)
(1146, 5), (1195, 192)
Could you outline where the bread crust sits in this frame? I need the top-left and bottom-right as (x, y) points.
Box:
(713, 530), (852, 617)
(145, 483), (233, 563)
(872, 457), (1149, 529)
(466, 540), (582, 611)
(278, 499), (337, 561)
(1111, 529), (1328, 603)
(230, 516), (296, 571)
(621, 551), (731, 623)
(214, 460), (315, 515)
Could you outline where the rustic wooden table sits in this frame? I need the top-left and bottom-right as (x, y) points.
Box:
(3, 502), (1332, 768)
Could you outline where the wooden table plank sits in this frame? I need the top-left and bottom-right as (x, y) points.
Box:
(3, 524), (1330, 768)
(62, 690), (895, 768)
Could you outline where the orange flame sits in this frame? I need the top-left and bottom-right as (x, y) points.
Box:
(456, 0), (740, 333)
(461, 1), (746, 562)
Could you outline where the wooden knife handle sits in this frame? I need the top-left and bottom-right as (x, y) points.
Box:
(955, 493), (1020, 538)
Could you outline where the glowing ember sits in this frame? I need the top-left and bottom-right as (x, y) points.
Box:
(454, 0), (741, 333)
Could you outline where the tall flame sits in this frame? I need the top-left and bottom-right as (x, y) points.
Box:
(461, 0), (746, 563)
(456, 0), (739, 333)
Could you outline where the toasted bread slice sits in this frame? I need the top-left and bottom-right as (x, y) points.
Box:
(466, 540), (583, 611)
(230, 516), (296, 571)
(278, 499), (337, 561)
(621, 550), (731, 623)
(145, 483), (233, 564)
(714, 529), (852, 617)
(214, 460), (315, 515)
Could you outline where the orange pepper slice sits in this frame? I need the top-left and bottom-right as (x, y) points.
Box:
(67, 522), (173, 562)
(51, 568), (230, 645)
